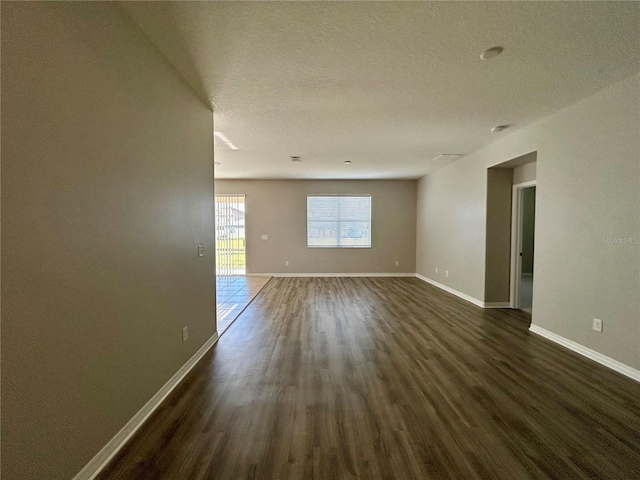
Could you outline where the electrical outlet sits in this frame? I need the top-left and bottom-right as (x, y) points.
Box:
(395, 260), (399, 266)
(197, 244), (205, 257)
(446, 270), (449, 277)
(592, 318), (603, 333)
(182, 326), (188, 341)
(261, 234), (269, 240)
(285, 261), (289, 266)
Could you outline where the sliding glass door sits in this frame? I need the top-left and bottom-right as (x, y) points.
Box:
(215, 195), (246, 276)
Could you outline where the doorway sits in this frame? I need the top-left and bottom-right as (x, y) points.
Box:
(214, 194), (271, 335)
(510, 182), (536, 312)
(215, 194), (246, 277)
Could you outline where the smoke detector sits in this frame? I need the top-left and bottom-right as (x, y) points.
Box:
(481, 46), (504, 60)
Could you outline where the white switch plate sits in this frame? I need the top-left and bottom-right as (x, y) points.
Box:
(435, 267), (438, 273)
(285, 261), (289, 266)
(593, 318), (603, 333)
(446, 270), (449, 277)
(197, 244), (205, 257)
(261, 235), (269, 240)
(182, 326), (188, 341)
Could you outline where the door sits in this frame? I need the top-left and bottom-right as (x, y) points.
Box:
(215, 195), (246, 276)
(511, 183), (536, 312)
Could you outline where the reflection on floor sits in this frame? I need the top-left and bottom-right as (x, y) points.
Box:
(520, 273), (533, 313)
(216, 275), (271, 335)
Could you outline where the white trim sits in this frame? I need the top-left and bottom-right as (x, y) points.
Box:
(513, 180), (537, 189)
(483, 302), (511, 309)
(529, 325), (640, 382)
(415, 274), (484, 308)
(250, 272), (416, 278)
(73, 332), (220, 480)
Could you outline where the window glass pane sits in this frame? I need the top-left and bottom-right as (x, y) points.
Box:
(307, 196), (371, 248)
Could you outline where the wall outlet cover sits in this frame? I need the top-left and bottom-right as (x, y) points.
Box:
(592, 318), (603, 333)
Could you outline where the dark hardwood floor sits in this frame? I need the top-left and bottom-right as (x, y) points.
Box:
(99, 277), (640, 479)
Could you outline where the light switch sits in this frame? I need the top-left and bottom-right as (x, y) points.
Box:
(198, 244), (205, 257)
(261, 235), (269, 240)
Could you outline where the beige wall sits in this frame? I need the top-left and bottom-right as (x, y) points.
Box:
(1, 3), (215, 479)
(513, 162), (537, 184)
(215, 180), (417, 274)
(417, 73), (640, 370)
(484, 169), (513, 303)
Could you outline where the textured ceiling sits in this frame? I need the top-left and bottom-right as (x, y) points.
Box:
(122, 1), (640, 179)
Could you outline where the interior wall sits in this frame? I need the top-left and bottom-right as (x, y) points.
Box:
(415, 161), (486, 300)
(1, 3), (216, 479)
(416, 73), (640, 370)
(484, 169), (514, 303)
(513, 162), (537, 184)
(215, 179), (417, 274)
(521, 188), (536, 274)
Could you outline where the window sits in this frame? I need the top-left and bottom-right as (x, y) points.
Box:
(307, 195), (371, 248)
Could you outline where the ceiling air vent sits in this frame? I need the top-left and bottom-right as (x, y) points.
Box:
(432, 154), (464, 162)
(290, 156), (302, 163)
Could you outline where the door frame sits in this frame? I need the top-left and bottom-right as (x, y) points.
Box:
(510, 181), (536, 309)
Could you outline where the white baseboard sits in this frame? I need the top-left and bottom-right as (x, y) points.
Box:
(484, 302), (511, 309)
(250, 273), (416, 278)
(529, 325), (640, 382)
(73, 332), (220, 480)
(415, 274), (485, 308)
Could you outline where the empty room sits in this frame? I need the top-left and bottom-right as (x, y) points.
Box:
(2, 2), (639, 479)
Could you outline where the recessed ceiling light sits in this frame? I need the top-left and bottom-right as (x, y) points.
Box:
(213, 131), (239, 150)
(491, 125), (509, 133)
(214, 162), (221, 165)
(290, 156), (302, 163)
(432, 154), (463, 162)
(480, 46), (504, 60)
(344, 160), (352, 165)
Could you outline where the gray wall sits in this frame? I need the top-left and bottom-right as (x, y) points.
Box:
(416, 73), (640, 370)
(215, 180), (417, 274)
(1, 3), (216, 479)
(484, 169), (514, 303)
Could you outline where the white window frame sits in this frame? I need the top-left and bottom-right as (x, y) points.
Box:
(306, 194), (372, 249)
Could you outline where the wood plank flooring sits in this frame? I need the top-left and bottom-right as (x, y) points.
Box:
(99, 277), (640, 479)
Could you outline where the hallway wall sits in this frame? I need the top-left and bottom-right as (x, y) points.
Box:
(1, 3), (215, 478)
